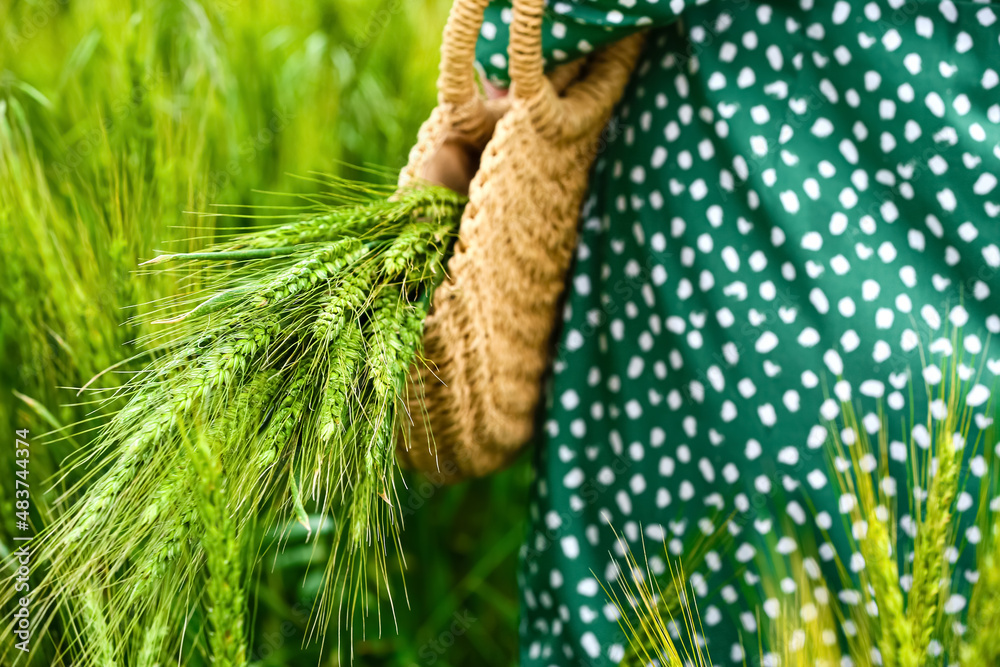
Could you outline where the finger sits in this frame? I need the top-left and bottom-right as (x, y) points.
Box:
(483, 80), (509, 100)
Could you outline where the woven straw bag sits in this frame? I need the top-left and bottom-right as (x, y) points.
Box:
(397, 0), (644, 482)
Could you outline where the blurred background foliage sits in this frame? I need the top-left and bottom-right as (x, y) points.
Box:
(0, 0), (528, 664)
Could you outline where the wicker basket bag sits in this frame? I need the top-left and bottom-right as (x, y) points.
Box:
(397, 0), (644, 482)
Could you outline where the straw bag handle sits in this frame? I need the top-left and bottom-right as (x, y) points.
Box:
(436, 0), (495, 141)
(436, 0), (622, 142)
(509, 0), (643, 143)
(399, 0), (584, 188)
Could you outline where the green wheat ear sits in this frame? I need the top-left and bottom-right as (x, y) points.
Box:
(185, 427), (247, 667)
(3, 180), (465, 664)
(962, 519), (1000, 666)
(813, 331), (997, 667)
(860, 508), (917, 667)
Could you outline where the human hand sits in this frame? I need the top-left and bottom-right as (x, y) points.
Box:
(418, 83), (508, 196)
(419, 139), (479, 196)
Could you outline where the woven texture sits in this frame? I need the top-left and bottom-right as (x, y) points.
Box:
(398, 0), (644, 482)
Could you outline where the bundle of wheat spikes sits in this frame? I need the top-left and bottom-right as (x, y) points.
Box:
(18, 176), (465, 664)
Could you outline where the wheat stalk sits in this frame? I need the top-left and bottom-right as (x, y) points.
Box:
(6, 180), (464, 662)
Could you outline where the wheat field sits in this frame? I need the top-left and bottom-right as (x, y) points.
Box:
(0, 1), (527, 664)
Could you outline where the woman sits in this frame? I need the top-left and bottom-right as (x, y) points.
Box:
(424, 0), (1000, 663)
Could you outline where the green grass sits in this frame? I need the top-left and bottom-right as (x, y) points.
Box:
(0, 1), (527, 664)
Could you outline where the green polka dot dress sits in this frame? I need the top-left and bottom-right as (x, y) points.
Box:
(475, 1), (1000, 664)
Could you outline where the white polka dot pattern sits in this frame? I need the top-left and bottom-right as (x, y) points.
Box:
(477, 0), (1000, 664)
